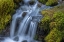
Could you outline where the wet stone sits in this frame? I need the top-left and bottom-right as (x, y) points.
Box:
(29, 1), (35, 5)
(37, 3), (42, 7)
(22, 12), (27, 17)
(14, 36), (19, 41)
(22, 40), (27, 42)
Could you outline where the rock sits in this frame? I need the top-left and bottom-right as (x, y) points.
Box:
(14, 36), (19, 41)
(22, 40), (27, 42)
(37, 3), (42, 7)
(29, 1), (35, 5)
(0, 37), (4, 41)
(13, 0), (23, 5)
(22, 12), (27, 17)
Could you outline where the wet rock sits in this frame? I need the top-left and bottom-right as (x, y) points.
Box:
(22, 40), (27, 42)
(0, 37), (4, 40)
(14, 36), (19, 41)
(58, 0), (63, 3)
(29, 1), (35, 5)
(22, 12), (27, 17)
(37, 3), (42, 7)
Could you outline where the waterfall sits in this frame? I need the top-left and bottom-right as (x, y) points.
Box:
(2, 0), (42, 42)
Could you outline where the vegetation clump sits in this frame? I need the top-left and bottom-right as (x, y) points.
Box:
(45, 28), (62, 42)
(38, 3), (64, 42)
(38, 0), (48, 4)
(38, 0), (58, 6)
(46, 0), (58, 6)
(0, 0), (22, 32)
(0, 0), (15, 31)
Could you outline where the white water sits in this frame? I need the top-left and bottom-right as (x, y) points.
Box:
(2, 0), (42, 42)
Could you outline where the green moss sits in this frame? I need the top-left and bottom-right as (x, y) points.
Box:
(53, 11), (64, 31)
(0, 0), (15, 32)
(46, 0), (58, 6)
(38, 0), (48, 4)
(39, 3), (64, 42)
(38, 0), (58, 6)
(39, 16), (50, 30)
(45, 28), (62, 42)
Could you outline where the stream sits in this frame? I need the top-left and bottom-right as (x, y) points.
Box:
(0, 0), (51, 42)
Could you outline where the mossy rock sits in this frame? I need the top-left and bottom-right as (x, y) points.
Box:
(52, 11), (64, 31)
(45, 28), (62, 42)
(40, 3), (64, 31)
(38, 0), (58, 6)
(38, 3), (64, 42)
(46, 0), (58, 6)
(0, 0), (15, 32)
(38, 0), (48, 4)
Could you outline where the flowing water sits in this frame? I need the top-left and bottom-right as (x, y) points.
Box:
(1, 0), (42, 42)
(0, 0), (52, 42)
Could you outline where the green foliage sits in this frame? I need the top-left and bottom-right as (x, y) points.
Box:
(39, 3), (64, 42)
(46, 0), (58, 6)
(39, 16), (50, 31)
(38, 0), (48, 4)
(53, 11), (64, 31)
(45, 28), (62, 42)
(38, 0), (58, 6)
(49, 22), (57, 30)
(0, 0), (15, 31)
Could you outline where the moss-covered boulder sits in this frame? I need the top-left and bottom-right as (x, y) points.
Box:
(46, 0), (58, 6)
(38, 3), (64, 42)
(45, 28), (62, 42)
(0, 0), (15, 32)
(38, 0), (58, 6)
(38, 0), (48, 4)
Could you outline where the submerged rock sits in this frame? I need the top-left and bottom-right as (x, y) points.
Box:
(14, 36), (19, 41)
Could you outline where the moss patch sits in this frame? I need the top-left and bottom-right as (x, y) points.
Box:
(45, 28), (62, 42)
(39, 3), (64, 42)
(46, 0), (58, 6)
(38, 0), (48, 4)
(0, 0), (15, 32)
(38, 0), (58, 6)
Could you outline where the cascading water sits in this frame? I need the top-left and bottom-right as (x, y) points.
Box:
(1, 0), (42, 42)
(0, 0), (53, 42)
